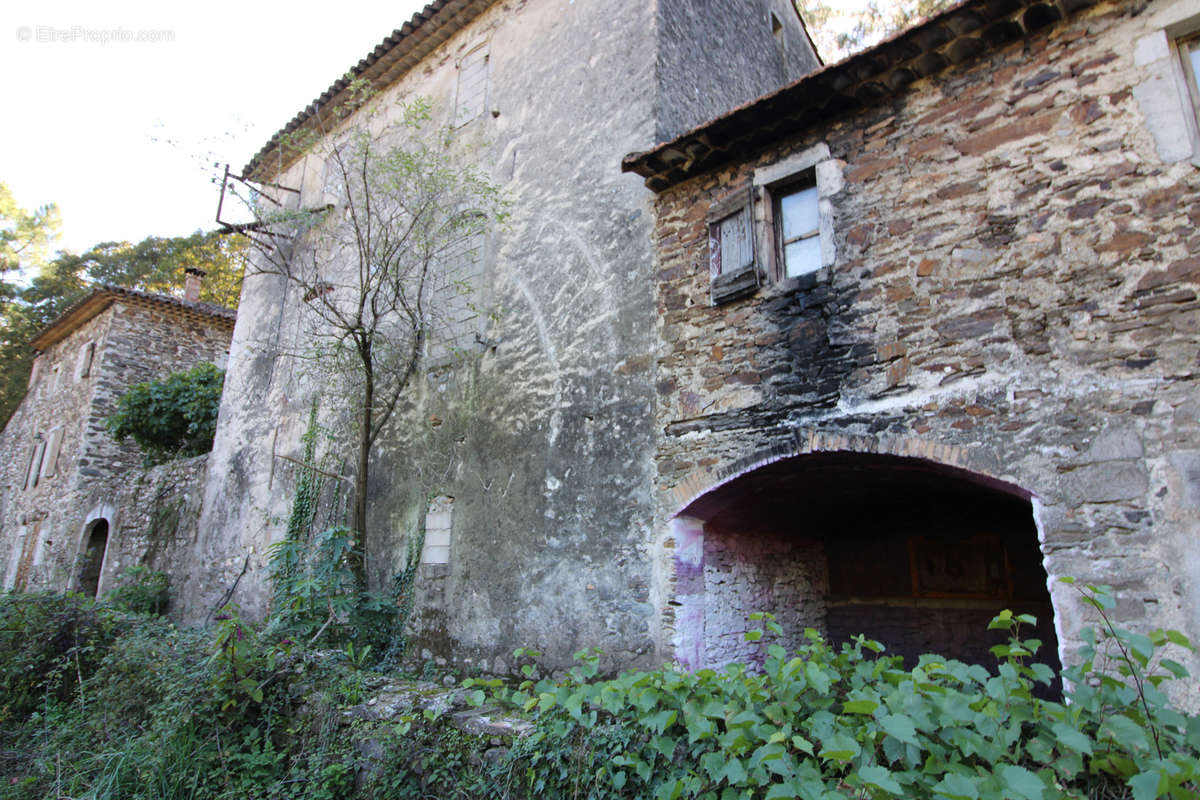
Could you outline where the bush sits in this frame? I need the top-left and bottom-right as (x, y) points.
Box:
(106, 362), (224, 465)
(104, 565), (170, 615)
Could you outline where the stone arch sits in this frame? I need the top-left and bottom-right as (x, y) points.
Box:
(74, 502), (117, 596)
(660, 429), (1060, 688)
(666, 428), (1028, 519)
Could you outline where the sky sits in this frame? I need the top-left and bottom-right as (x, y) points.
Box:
(0, 0), (430, 255)
(0, 0), (874, 258)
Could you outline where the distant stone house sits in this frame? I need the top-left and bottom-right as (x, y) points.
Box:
(0, 281), (235, 597)
(624, 0), (1200, 708)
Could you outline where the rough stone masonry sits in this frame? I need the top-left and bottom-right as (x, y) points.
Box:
(626, 0), (1200, 710)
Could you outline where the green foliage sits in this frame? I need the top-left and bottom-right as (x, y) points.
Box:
(106, 362), (224, 465)
(2, 584), (1197, 800)
(103, 565), (170, 615)
(465, 590), (1199, 800)
(0, 592), (122, 723)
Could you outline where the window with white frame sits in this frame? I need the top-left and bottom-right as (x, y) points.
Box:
(1133, 13), (1200, 166)
(777, 177), (821, 278)
(454, 44), (489, 128)
(706, 143), (841, 304)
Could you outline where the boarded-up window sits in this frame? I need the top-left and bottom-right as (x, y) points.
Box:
(39, 427), (63, 480)
(422, 495), (453, 564)
(454, 45), (489, 127)
(707, 190), (757, 304)
(778, 180), (821, 277)
(429, 220), (486, 364)
(24, 440), (45, 490)
(75, 341), (95, 380)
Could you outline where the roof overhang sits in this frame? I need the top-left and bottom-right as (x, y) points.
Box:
(29, 285), (236, 353)
(623, 0), (1102, 192)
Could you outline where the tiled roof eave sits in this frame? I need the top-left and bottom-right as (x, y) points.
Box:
(622, 0), (1102, 192)
(29, 285), (237, 353)
(242, 0), (495, 183)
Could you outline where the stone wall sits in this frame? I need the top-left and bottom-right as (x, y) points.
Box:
(0, 297), (232, 596)
(648, 1), (1200, 709)
(100, 454), (209, 607)
(190, 0), (818, 672)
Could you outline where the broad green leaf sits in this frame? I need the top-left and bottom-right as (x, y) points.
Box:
(997, 765), (1044, 800)
(859, 765), (903, 795)
(932, 772), (980, 800)
(881, 714), (919, 746)
(842, 699), (879, 715)
(1128, 769), (1163, 800)
(1050, 722), (1092, 755)
(721, 757), (748, 785)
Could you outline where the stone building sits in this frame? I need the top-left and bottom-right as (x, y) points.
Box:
(624, 0), (1200, 707)
(0, 282), (235, 598)
(183, 0), (821, 672)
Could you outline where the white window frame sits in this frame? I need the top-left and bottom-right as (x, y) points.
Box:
(754, 143), (841, 281)
(1134, 10), (1200, 167)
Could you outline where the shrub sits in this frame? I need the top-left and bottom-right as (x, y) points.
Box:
(106, 362), (224, 465)
(104, 565), (170, 615)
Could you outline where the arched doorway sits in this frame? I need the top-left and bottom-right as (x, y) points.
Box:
(670, 452), (1061, 684)
(78, 519), (109, 598)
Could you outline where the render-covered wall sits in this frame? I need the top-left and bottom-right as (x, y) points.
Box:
(649, 0), (1200, 709)
(655, 0), (821, 143)
(190, 0), (813, 671)
(0, 299), (233, 595)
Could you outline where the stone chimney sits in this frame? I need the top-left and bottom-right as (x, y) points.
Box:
(184, 267), (207, 302)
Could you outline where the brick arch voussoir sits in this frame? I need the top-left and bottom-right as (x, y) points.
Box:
(667, 427), (1028, 517)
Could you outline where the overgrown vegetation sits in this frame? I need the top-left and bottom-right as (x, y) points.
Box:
(0, 582), (1196, 799)
(106, 362), (224, 465)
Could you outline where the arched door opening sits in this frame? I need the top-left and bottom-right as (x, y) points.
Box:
(672, 452), (1060, 689)
(78, 519), (109, 598)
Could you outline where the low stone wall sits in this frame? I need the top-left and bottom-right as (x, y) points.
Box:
(100, 454), (208, 609)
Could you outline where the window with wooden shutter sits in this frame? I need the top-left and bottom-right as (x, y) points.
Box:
(75, 341), (95, 380)
(40, 427), (63, 480)
(707, 189), (758, 305)
(454, 45), (489, 128)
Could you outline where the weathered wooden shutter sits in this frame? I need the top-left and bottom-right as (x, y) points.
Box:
(708, 188), (757, 304)
(40, 427), (63, 480)
(75, 341), (95, 380)
(24, 441), (45, 490)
